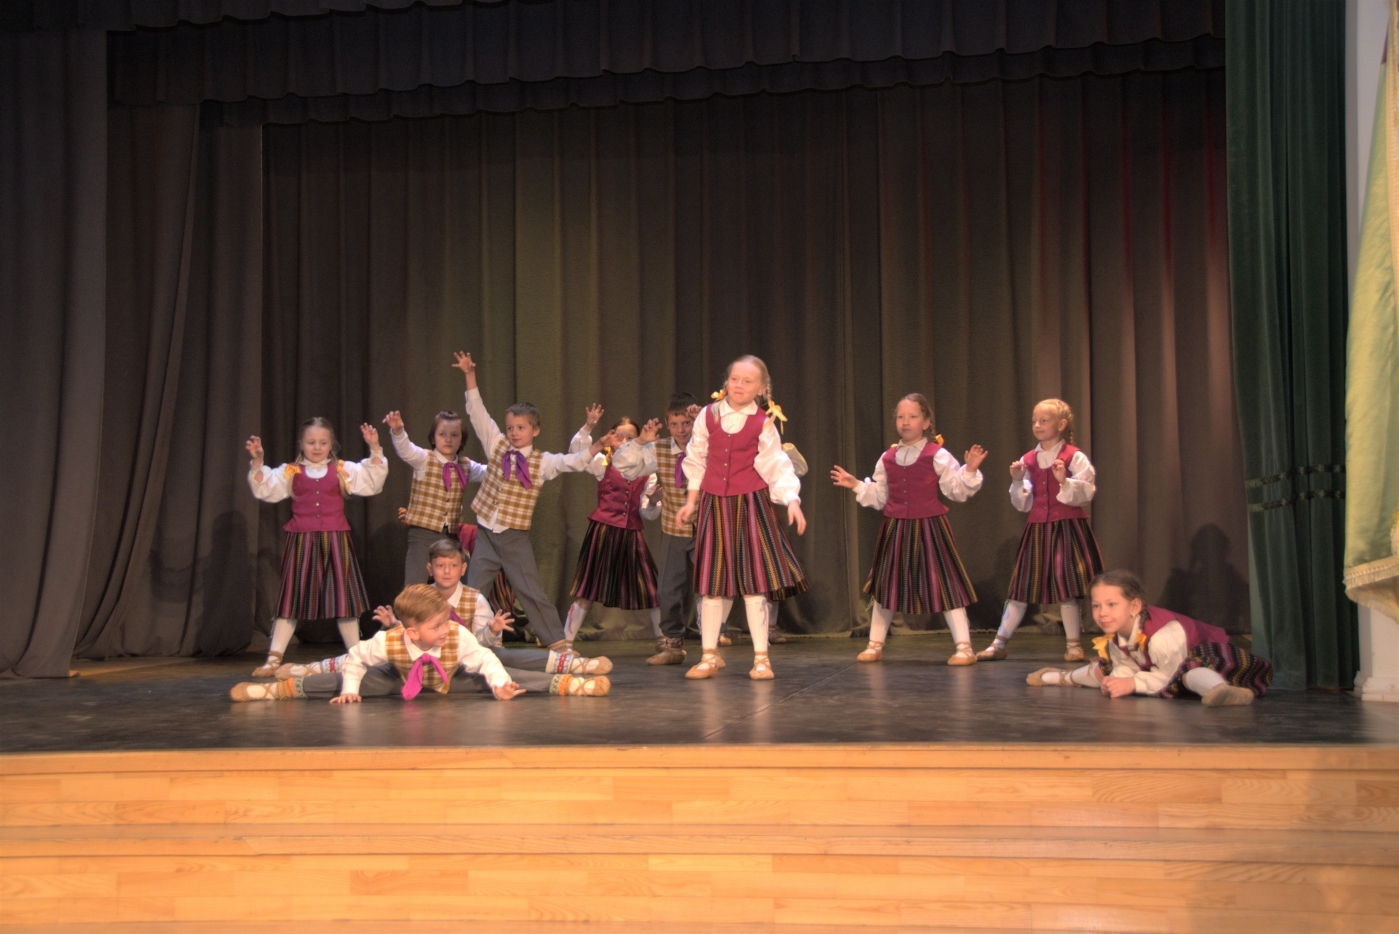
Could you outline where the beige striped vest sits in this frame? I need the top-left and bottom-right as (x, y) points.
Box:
(403, 451), (471, 532)
(385, 624), (460, 695)
(653, 442), (694, 538)
(471, 438), (544, 530)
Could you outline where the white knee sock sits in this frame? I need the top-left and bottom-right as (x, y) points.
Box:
(699, 597), (732, 650)
(564, 600), (590, 642)
(337, 618), (361, 649)
(1183, 667), (1227, 696)
(1060, 602), (1082, 641)
(649, 607), (663, 638)
(269, 618), (297, 656)
(869, 601), (894, 644)
(995, 600), (1029, 643)
(943, 607), (971, 645)
(743, 594), (772, 653)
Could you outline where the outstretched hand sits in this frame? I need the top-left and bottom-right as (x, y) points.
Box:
(489, 609), (515, 635)
(493, 681), (526, 700)
(584, 404), (604, 429)
(685, 404), (702, 420)
(963, 444), (988, 473)
(638, 418), (662, 445)
(452, 351), (476, 376)
(360, 423), (381, 451)
(373, 605), (399, 629)
(830, 465), (859, 489)
(246, 435), (264, 467)
(383, 411), (405, 433)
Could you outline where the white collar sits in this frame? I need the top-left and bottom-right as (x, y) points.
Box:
(505, 443), (533, 458)
(719, 398), (759, 417)
(896, 438), (929, 453)
(669, 437), (688, 455)
(1113, 615), (1144, 649)
(1038, 439), (1066, 457)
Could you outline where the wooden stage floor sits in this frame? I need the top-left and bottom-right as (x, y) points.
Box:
(3, 634), (1397, 753)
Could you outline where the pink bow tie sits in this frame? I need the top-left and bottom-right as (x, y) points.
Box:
(502, 450), (532, 489)
(401, 652), (449, 700)
(442, 462), (469, 491)
(674, 451), (686, 490)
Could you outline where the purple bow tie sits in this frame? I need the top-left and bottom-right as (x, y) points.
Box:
(401, 652), (449, 700)
(502, 450), (532, 489)
(674, 451), (686, 490)
(442, 461), (469, 491)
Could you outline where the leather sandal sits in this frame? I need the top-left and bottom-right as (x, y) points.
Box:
(251, 651), (284, 678)
(856, 640), (884, 663)
(686, 652), (723, 680)
(749, 652), (774, 680)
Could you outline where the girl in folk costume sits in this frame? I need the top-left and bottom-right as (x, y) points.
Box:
(563, 410), (665, 648)
(245, 418), (388, 677)
(275, 537), (613, 683)
(454, 351), (622, 654)
(1027, 570), (1272, 706)
(675, 355), (808, 681)
(977, 398), (1103, 663)
(831, 394), (988, 666)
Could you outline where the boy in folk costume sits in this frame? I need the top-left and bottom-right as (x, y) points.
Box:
(639, 393), (705, 664)
(454, 351), (622, 653)
(675, 356), (808, 681)
(231, 584), (609, 702)
(276, 537), (613, 682)
(1027, 570), (1271, 706)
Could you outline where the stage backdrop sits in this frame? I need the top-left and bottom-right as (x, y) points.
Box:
(256, 69), (1246, 641)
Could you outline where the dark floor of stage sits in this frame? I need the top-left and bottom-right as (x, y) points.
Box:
(3, 634), (1397, 754)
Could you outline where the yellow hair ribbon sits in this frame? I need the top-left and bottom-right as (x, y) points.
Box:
(1092, 635), (1111, 660)
(602, 445), (614, 466)
(711, 387), (727, 402)
(934, 433), (944, 445)
(336, 459), (351, 496)
(765, 400), (788, 434)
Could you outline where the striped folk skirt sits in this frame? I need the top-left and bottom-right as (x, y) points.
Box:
(864, 515), (976, 615)
(569, 520), (659, 610)
(486, 572), (518, 615)
(1006, 517), (1104, 604)
(276, 530), (370, 620)
(693, 491), (808, 601)
(1161, 642), (1273, 699)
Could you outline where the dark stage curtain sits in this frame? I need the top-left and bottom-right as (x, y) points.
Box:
(75, 107), (265, 659)
(1225, 0), (1354, 690)
(104, 0), (1224, 122)
(0, 29), (108, 678)
(261, 71), (1247, 639)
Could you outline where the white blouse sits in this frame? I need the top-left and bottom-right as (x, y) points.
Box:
(339, 623), (509, 695)
(681, 399), (801, 506)
(851, 439), (983, 510)
(1008, 440), (1096, 512)
(390, 429), (487, 484)
(1104, 615), (1190, 695)
(247, 454), (387, 502)
(569, 428), (659, 481)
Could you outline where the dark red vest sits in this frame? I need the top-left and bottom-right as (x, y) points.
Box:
(1022, 444), (1088, 523)
(284, 465), (350, 533)
(881, 443), (949, 519)
(588, 463), (648, 531)
(1137, 606), (1230, 670)
(699, 405), (769, 497)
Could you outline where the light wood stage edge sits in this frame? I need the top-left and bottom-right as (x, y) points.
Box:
(1, 744), (1397, 933)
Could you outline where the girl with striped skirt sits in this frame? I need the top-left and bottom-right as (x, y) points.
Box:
(674, 355), (808, 681)
(831, 393), (987, 666)
(246, 417), (388, 676)
(977, 398), (1103, 664)
(1027, 570), (1271, 706)
(561, 409), (663, 648)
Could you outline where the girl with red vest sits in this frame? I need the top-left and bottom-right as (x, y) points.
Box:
(832, 394), (987, 666)
(977, 398), (1103, 663)
(562, 412), (665, 647)
(1027, 569), (1271, 705)
(245, 418), (388, 677)
(674, 355), (808, 681)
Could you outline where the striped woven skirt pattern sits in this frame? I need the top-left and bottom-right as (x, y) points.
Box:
(693, 491), (808, 600)
(1006, 517), (1103, 604)
(569, 520), (660, 609)
(1161, 642), (1273, 699)
(486, 571), (518, 614)
(864, 515), (977, 615)
(276, 530), (370, 620)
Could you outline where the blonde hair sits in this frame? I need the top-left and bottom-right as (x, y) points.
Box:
(897, 393), (936, 439)
(726, 354), (773, 400)
(1034, 398), (1075, 445)
(394, 584), (449, 628)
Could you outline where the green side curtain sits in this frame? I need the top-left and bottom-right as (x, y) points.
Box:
(1225, 0), (1355, 689)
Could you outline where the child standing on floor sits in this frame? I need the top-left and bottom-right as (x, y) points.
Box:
(454, 351), (620, 654)
(675, 355), (808, 681)
(1027, 570), (1271, 706)
(231, 584), (608, 702)
(977, 398), (1103, 663)
(245, 418), (388, 677)
(562, 412), (664, 648)
(640, 393), (704, 664)
(831, 394), (987, 666)
(275, 537), (613, 681)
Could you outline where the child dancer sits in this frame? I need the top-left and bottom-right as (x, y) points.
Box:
(454, 351), (619, 653)
(675, 355), (807, 680)
(831, 394), (987, 665)
(245, 418), (387, 677)
(1027, 570), (1271, 706)
(977, 398), (1103, 663)
(231, 584), (609, 702)
(275, 537), (613, 680)
(640, 393), (704, 664)
(562, 413), (664, 648)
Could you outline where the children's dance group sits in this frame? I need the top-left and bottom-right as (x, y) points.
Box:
(231, 353), (1272, 709)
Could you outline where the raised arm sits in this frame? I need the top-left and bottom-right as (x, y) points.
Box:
(935, 446), (985, 503)
(456, 352), (504, 457)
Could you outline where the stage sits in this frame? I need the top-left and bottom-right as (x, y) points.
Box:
(3, 635), (1398, 932)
